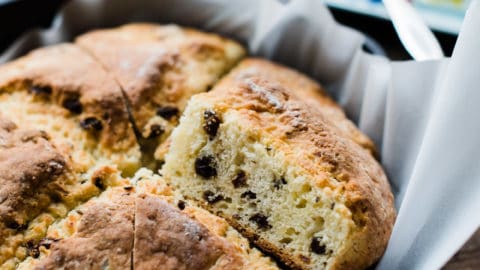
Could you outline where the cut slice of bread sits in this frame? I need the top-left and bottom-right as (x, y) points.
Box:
(0, 44), (141, 175)
(76, 23), (246, 165)
(162, 59), (396, 270)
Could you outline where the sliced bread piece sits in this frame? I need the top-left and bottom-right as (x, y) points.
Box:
(162, 59), (396, 270)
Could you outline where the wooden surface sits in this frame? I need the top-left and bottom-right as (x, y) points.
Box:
(443, 228), (480, 269)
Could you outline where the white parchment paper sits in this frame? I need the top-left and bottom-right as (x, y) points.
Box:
(1, 0), (479, 269)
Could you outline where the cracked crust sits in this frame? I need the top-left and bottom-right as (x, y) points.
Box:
(0, 116), (71, 268)
(0, 115), (132, 269)
(226, 58), (376, 155)
(76, 23), (245, 161)
(21, 188), (134, 270)
(134, 194), (245, 270)
(0, 117), (68, 238)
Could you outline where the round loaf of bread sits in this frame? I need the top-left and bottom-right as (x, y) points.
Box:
(0, 23), (395, 270)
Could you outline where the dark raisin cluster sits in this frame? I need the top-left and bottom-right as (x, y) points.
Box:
(5, 219), (25, 230)
(241, 191), (257, 200)
(194, 155), (217, 179)
(249, 213), (272, 230)
(273, 177), (287, 189)
(203, 190), (224, 204)
(25, 240), (40, 258)
(232, 171), (247, 188)
(156, 105), (179, 120)
(310, 236), (327, 255)
(29, 85), (52, 96)
(177, 200), (186, 210)
(80, 117), (103, 131)
(25, 238), (59, 258)
(202, 110), (221, 140)
(148, 124), (164, 138)
(93, 176), (105, 190)
(62, 97), (83, 114)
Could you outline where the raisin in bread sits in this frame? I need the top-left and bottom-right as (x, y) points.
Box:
(19, 168), (279, 270)
(0, 44), (141, 175)
(76, 23), (245, 164)
(162, 59), (396, 270)
(0, 116), (128, 269)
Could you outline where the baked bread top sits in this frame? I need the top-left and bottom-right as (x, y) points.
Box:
(27, 188), (135, 270)
(0, 44), (139, 171)
(132, 169), (279, 270)
(134, 194), (245, 269)
(76, 23), (245, 161)
(0, 115), (131, 269)
(0, 116), (68, 234)
(227, 59), (376, 155)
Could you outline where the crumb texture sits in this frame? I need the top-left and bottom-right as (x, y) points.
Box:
(163, 58), (396, 270)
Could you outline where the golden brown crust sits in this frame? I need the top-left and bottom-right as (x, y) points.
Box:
(76, 23), (245, 143)
(0, 116), (68, 239)
(228, 58), (376, 154)
(0, 44), (137, 152)
(201, 58), (396, 269)
(32, 190), (134, 270)
(134, 194), (244, 270)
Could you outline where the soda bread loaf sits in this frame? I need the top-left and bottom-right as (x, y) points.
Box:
(0, 23), (395, 270)
(162, 59), (396, 269)
(76, 23), (245, 164)
(18, 169), (279, 270)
